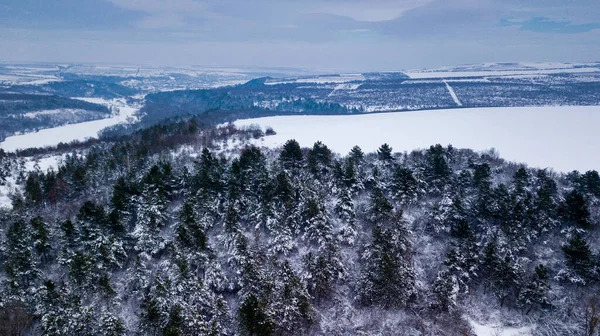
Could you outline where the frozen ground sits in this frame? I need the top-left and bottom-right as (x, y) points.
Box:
(0, 98), (139, 152)
(469, 318), (533, 336)
(235, 106), (600, 172)
(405, 67), (599, 79)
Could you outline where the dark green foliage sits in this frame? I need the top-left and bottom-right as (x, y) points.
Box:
(359, 212), (415, 308)
(4, 122), (600, 335)
(163, 305), (184, 336)
(238, 293), (273, 336)
(4, 219), (37, 293)
(30, 216), (51, 258)
(368, 187), (393, 222)
(450, 219), (473, 240)
(426, 144), (451, 184)
(472, 163), (492, 191)
(307, 141), (333, 177)
(491, 256), (522, 306)
(349, 145), (364, 163)
(176, 201), (207, 251)
(392, 166), (417, 203)
(430, 270), (456, 312)
(513, 167), (530, 192)
(279, 139), (303, 169)
(562, 233), (595, 280)
(519, 264), (550, 314)
(561, 190), (591, 227)
(24, 173), (43, 204)
(377, 143), (393, 162)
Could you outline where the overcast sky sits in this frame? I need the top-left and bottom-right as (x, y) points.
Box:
(1, 0), (599, 72)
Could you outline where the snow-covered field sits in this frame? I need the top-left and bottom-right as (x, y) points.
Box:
(405, 67), (599, 79)
(469, 318), (533, 336)
(235, 106), (600, 172)
(266, 74), (366, 85)
(0, 98), (139, 152)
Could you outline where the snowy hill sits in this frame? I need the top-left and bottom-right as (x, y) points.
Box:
(0, 121), (599, 335)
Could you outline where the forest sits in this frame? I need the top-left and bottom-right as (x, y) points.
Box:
(0, 119), (599, 335)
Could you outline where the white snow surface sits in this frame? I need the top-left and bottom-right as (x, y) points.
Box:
(0, 98), (139, 152)
(22, 109), (87, 118)
(405, 67), (599, 79)
(443, 80), (463, 106)
(234, 106), (600, 172)
(266, 74), (365, 85)
(469, 318), (533, 336)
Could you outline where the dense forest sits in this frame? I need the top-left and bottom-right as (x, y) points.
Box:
(0, 121), (599, 335)
(139, 71), (600, 126)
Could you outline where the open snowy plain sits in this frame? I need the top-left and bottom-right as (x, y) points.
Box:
(235, 105), (600, 173)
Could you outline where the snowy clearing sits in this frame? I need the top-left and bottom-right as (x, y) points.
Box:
(22, 109), (88, 118)
(405, 67), (599, 79)
(235, 106), (600, 172)
(0, 98), (139, 152)
(469, 319), (533, 336)
(443, 80), (463, 106)
(266, 74), (366, 85)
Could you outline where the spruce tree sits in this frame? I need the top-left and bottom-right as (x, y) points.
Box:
(238, 292), (273, 336)
(279, 140), (303, 170)
(562, 233), (595, 282)
(518, 264), (550, 314)
(4, 219), (38, 295)
(359, 213), (416, 308)
(377, 143), (393, 162)
(561, 190), (591, 228)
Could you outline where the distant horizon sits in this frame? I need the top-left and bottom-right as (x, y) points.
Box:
(2, 60), (599, 75)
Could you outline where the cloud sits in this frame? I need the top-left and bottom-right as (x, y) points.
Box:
(501, 17), (600, 34)
(106, 0), (205, 14)
(311, 0), (434, 22)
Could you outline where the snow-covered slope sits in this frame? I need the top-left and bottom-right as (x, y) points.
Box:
(235, 106), (600, 172)
(0, 98), (139, 151)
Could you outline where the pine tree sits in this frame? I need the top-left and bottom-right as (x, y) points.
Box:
(307, 141), (333, 178)
(3, 219), (38, 295)
(303, 242), (344, 302)
(426, 144), (451, 186)
(238, 292), (273, 336)
(392, 165), (418, 204)
(359, 213), (416, 308)
(24, 173), (43, 205)
(279, 139), (303, 171)
(561, 233), (595, 282)
(98, 311), (126, 336)
(561, 190), (591, 228)
(30, 216), (51, 261)
(271, 261), (315, 335)
(368, 187), (393, 223)
(430, 270), (458, 312)
(491, 256), (522, 306)
(513, 167), (530, 192)
(176, 200), (207, 251)
(334, 188), (357, 245)
(162, 305), (184, 336)
(376, 143), (393, 162)
(518, 264), (550, 314)
(302, 198), (333, 247)
(349, 145), (364, 164)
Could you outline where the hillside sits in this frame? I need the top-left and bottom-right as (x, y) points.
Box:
(0, 93), (112, 141)
(0, 122), (599, 335)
